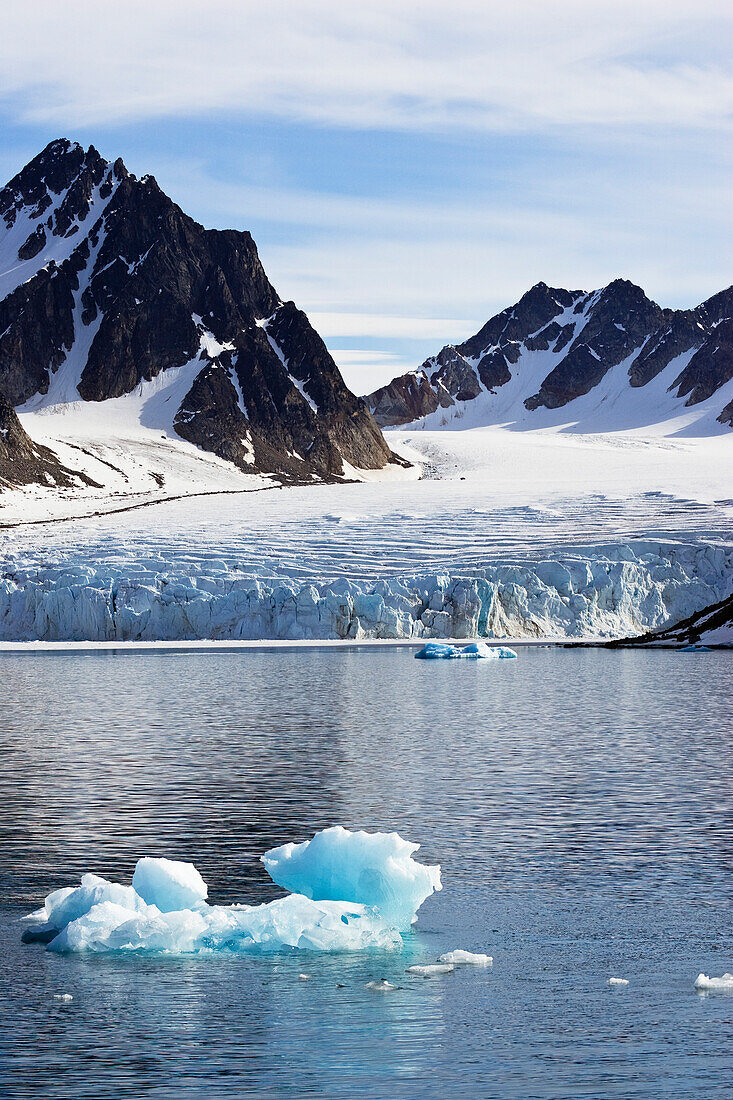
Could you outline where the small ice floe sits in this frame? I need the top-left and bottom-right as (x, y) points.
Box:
(694, 973), (733, 991)
(366, 979), (396, 991)
(439, 950), (492, 967)
(679, 644), (711, 652)
(53, 993), (73, 1002)
(414, 641), (517, 661)
(406, 963), (455, 977)
(607, 977), (629, 986)
(298, 973), (311, 981)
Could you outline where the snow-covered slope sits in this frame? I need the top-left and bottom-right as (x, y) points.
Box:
(0, 139), (400, 492)
(365, 280), (733, 434)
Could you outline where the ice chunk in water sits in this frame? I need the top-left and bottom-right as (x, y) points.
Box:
(406, 963), (455, 977)
(132, 857), (208, 912)
(366, 979), (396, 991)
(262, 826), (441, 929)
(439, 950), (492, 966)
(607, 977), (629, 986)
(23, 827), (439, 956)
(415, 641), (517, 660)
(694, 973), (733, 991)
(33, 874), (149, 931)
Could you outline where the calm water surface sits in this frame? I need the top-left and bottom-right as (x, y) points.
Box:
(1, 646), (732, 1098)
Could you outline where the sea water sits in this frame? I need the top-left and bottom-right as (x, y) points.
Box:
(1, 645), (732, 1097)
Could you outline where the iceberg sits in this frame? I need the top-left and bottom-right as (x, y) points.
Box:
(406, 963), (455, 977)
(414, 641), (517, 660)
(22, 827), (441, 956)
(439, 949), (492, 966)
(262, 826), (441, 929)
(694, 973), (733, 991)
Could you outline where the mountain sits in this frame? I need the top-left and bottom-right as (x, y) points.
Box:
(365, 280), (733, 432)
(0, 139), (401, 490)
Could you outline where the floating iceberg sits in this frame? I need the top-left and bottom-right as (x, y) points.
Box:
(439, 949), (492, 966)
(694, 972), (733, 991)
(406, 963), (455, 977)
(679, 644), (711, 652)
(414, 641), (517, 660)
(263, 826), (441, 929)
(22, 827), (441, 956)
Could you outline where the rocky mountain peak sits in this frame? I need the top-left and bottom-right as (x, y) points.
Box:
(0, 140), (402, 489)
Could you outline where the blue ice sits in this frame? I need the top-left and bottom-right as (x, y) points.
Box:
(415, 641), (517, 660)
(21, 827), (441, 955)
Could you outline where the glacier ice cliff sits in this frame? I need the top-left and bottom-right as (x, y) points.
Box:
(1, 541), (731, 642)
(22, 827), (441, 955)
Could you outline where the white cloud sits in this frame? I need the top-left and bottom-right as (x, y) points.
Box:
(1, 1), (729, 388)
(329, 349), (412, 392)
(0, 1), (731, 133)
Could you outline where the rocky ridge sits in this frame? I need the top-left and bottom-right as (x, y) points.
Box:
(365, 280), (733, 429)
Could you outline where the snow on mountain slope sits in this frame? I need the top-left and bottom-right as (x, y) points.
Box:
(365, 280), (733, 434)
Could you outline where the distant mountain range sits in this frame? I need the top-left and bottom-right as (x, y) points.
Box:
(0, 139), (400, 490)
(365, 279), (733, 431)
(1, 141), (730, 497)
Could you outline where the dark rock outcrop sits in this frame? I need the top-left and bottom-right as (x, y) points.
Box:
(0, 139), (400, 484)
(365, 279), (733, 429)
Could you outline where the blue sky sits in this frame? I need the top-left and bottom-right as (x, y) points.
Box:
(1, 0), (731, 392)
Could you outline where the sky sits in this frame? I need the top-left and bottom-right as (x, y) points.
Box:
(0, 0), (731, 392)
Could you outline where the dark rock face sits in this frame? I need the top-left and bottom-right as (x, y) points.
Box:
(524, 280), (663, 410)
(365, 279), (733, 428)
(366, 371), (443, 427)
(0, 139), (398, 484)
(0, 391), (96, 489)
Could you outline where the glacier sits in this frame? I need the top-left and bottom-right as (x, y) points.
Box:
(22, 827), (441, 956)
(0, 540), (731, 641)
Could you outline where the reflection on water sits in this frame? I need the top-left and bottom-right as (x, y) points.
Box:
(1, 646), (732, 1097)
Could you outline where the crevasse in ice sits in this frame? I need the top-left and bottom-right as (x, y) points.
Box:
(22, 827), (441, 956)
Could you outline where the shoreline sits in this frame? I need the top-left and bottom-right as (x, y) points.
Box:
(0, 636), (570, 654)
(0, 637), (727, 654)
